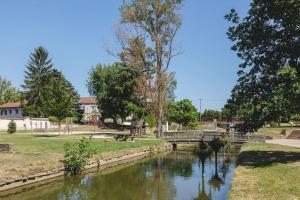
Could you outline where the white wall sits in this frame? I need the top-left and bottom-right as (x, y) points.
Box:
(0, 117), (52, 131)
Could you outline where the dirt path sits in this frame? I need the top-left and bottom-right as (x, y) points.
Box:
(266, 139), (300, 148)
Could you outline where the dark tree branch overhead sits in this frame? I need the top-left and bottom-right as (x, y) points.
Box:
(224, 0), (300, 133)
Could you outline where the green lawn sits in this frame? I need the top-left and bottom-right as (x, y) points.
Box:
(254, 127), (291, 138)
(0, 133), (163, 153)
(0, 133), (165, 184)
(229, 143), (300, 200)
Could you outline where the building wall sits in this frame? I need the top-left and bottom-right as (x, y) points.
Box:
(0, 108), (23, 118)
(80, 103), (99, 122)
(0, 117), (52, 131)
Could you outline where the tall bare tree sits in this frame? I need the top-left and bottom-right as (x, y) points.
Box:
(116, 0), (182, 137)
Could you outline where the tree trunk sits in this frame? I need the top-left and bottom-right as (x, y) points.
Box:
(156, 71), (164, 138)
(58, 121), (61, 135)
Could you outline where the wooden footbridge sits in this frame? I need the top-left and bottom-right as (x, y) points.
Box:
(162, 131), (267, 144)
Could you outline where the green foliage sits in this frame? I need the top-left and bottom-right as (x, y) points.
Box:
(22, 47), (80, 123)
(7, 120), (16, 134)
(0, 77), (21, 105)
(201, 109), (221, 121)
(145, 114), (156, 129)
(43, 69), (80, 125)
(22, 46), (54, 117)
(48, 116), (59, 123)
(291, 114), (300, 122)
(224, 1), (300, 132)
(167, 99), (198, 129)
(88, 63), (144, 122)
(63, 116), (81, 124)
(63, 137), (96, 176)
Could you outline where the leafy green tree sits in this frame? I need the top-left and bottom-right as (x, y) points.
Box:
(7, 120), (16, 134)
(225, 1), (300, 76)
(224, 1), (300, 132)
(201, 109), (221, 121)
(88, 63), (142, 123)
(0, 77), (21, 105)
(44, 69), (80, 132)
(22, 46), (54, 117)
(167, 99), (198, 130)
(226, 66), (300, 133)
(118, 0), (182, 137)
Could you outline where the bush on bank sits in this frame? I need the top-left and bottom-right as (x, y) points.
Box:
(63, 136), (96, 176)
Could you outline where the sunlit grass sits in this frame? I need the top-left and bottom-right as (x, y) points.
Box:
(229, 143), (300, 200)
(0, 133), (165, 184)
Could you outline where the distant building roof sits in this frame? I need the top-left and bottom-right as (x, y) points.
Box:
(0, 102), (21, 109)
(79, 97), (97, 104)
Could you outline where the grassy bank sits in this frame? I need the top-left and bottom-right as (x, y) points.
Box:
(0, 133), (164, 184)
(229, 143), (300, 200)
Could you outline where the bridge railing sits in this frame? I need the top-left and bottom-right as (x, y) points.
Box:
(163, 131), (223, 140)
(163, 131), (267, 143)
(233, 133), (268, 143)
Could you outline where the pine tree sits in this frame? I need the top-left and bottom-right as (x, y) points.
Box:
(22, 46), (53, 117)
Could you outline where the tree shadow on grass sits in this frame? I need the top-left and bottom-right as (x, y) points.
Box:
(236, 150), (300, 168)
(33, 134), (59, 138)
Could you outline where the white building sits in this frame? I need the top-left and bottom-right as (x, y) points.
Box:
(0, 102), (23, 118)
(79, 97), (100, 123)
(0, 102), (52, 131)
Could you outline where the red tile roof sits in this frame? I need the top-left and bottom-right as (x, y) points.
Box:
(79, 97), (97, 104)
(0, 102), (21, 108)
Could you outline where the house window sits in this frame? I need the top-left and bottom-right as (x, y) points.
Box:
(9, 110), (12, 115)
(15, 109), (19, 114)
(1, 110), (7, 115)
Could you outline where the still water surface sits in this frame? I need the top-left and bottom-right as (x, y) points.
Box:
(3, 148), (238, 200)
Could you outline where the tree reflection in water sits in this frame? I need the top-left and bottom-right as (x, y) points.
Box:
(193, 159), (212, 200)
(4, 150), (238, 200)
(195, 139), (212, 176)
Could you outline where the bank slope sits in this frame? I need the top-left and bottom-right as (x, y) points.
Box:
(229, 143), (300, 200)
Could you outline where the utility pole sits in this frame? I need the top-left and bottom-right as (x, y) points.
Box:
(199, 98), (202, 122)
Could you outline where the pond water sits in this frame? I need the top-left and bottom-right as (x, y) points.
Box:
(2, 147), (239, 200)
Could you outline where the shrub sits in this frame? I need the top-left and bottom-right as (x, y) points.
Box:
(145, 114), (156, 129)
(63, 137), (96, 175)
(63, 116), (80, 124)
(7, 120), (16, 134)
(48, 116), (59, 123)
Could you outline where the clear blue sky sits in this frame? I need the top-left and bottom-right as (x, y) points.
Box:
(0, 0), (251, 111)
